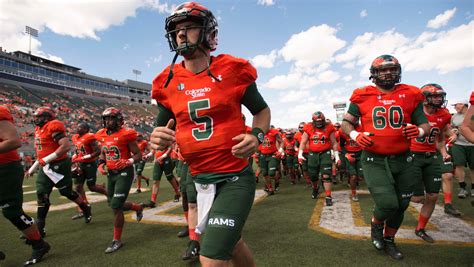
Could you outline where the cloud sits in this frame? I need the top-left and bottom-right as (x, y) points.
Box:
(278, 90), (311, 103)
(145, 55), (163, 67)
(123, 43), (130, 51)
(257, 0), (275, 6)
(343, 75), (352, 82)
(360, 10), (368, 18)
(0, 0), (172, 61)
(427, 7), (457, 29)
(279, 24), (346, 68)
(250, 50), (278, 68)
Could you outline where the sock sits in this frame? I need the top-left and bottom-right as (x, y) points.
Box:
(416, 214), (429, 231)
(459, 181), (466, 189)
(311, 182), (318, 190)
(351, 189), (357, 196)
(129, 203), (142, 211)
(113, 227), (123, 241)
(325, 190), (331, 197)
(189, 228), (200, 241)
(26, 229), (41, 241)
(384, 226), (398, 238)
(444, 192), (452, 204)
(151, 193), (157, 203)
(137, 178), (142, 189)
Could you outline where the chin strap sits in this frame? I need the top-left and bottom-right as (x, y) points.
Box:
(164, 53), (179, 88)
(198, 47), (221, 83)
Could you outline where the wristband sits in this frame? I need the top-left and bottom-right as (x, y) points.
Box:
(298, 150), (304, 159)
(418, 128), (425, 138)
(349, 130), (360, 141)
(127, 158), (135, 164)
(251, 127), (265, 144)
(83, 154), (92, 160)
(278, 147), (284, 153)
(334, 152), (340, 162)
(42, 152), (58, 164)
(28, 161), (40, 175)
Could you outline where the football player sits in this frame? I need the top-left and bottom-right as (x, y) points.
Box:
(71, 122), (107, 220)
(460, 91), (474, 143)
(95, 108), (144, 254)
(259, 126), (284, 195)
(283, 130), (298, 184)
(294, 122), (311, 185)
(26, 107), (92, 237)
(298, 111), (339, 205)
(339, 120), (364, 201)
(410, 84), (453, 242)
(0, 105), (50, 266)
(134, 134), (151, 193)
(341, 55), (429, 260)
(150, 2), (270, 265)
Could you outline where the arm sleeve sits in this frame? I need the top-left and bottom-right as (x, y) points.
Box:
(347, 103), (361, 117)
(154, 103), (175, 128)
(411, 102), (429, 126)
(241, 82), (268, 115)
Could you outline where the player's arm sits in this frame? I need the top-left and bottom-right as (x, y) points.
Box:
(330, 132), (341, 165)
(128, 141), (142, 163)
(0, 120), (21, 153)
(297, 132), (309, 163)
(460, 104), (474, 143)
(408, 102), (430, 138)
(341, 103), (373, 148)
(437, 124), (450, 160)
(232, 82), (270, 158)
(444, 124), (457, 144)
(150, 103), (176, 151)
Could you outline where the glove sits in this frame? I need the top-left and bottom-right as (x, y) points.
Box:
(39, 158), (47, 166)
(72, 155), (82, 163)
(345, 153), (356, 164)
(355, 134), (373, 149)
(402, 124), (421, 139)
(298, 150), (305, 165)
(98, 163), (108, 175)
(115, 159), (133, 169)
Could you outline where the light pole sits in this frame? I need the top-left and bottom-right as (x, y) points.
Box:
(332, 102), (347, 123)
(25, 26), (38, 55)
(132, 69), (141, 81)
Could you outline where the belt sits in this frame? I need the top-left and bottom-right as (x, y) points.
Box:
(412, 151), (436, 158)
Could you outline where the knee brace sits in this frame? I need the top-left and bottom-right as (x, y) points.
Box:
(37, 195), (50, 208)
(8, 212), (35, 231)
(268, 167), (276, 177)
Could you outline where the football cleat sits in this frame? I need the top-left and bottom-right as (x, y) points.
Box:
(174, 193), (181, 202)
(136, 204), (144, 222)
(266, 190), (274, 196)
(135, 188), (142, 194)
(145, 179), (150, 187)
(471, 189), (474, 197)
(311, 189), (319, 199)
(415, 229), (434, 243)
(24, 240), (50, 266)
(177, 227), (189, 238)
(275, 186), (280, 192)
(82, 204), (92, 224)
(0, 251), (5, 260)
(105, 240), (123, 254)
(325, 197), (333, 206)
(182, 240), (200, 261)
(383, 237), (403, 260)
(351, 195), (359, 202)
(458, 188), (467, 198)
(371, 222), (385, 250)
(444, 204), (461, 217)
(71, 213), (84, 220)
(144, 200), (156, 208)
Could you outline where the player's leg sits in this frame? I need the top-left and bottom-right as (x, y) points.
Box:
(320, 151), (333, 206)
(71, 167), (87, 220)
(84, 161), (107, 196)
(307, 152), (321, 199)
(183, 169), (200, 260)
(451, 144), (468, 198)
(163, 157), (180, 201)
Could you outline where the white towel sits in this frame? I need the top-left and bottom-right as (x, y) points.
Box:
(43, 164), (64, 184)
(194, 182), (216, 235)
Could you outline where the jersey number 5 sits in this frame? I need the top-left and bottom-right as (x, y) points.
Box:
(188, 99), (214, 141)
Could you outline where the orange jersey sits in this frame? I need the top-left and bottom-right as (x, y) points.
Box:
(34, 120), (67, 162)
(349, 84), (424, 155)
(470, 91), (474, 105)
(260, 128), (281, 155)
(72, 133), (97, 163)
(340, 125), (362, 153)
(137, 140), (148, 155)
(303, 123), (335, 152)
(0, 105), (21, 164)
(246, 125), (252, 134)
(410, 108), (451, 153)
(294, 130), (309, 153)
(283, 138), (297, 156)
(95, 128), (137, 170)
(152, 54), (256, 176)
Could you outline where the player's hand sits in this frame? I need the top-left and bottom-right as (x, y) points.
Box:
(24, 171), (32, 179)
(345, 153), (356, 164)
(447, 134), (457, 144)
(336, 159), (342, 168)
(442, 153), (452, 162)
(150, 119), (176, 151)
(402, 123), (420, 139)
(98, 163), (108, 175)
(231, 133), (258, 158)
(355, 133), (374, 149)
(116, 159), (133, 169)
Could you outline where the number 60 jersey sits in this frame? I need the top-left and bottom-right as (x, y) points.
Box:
(348, 84), (426, 155)
(152, 54), (257, 177)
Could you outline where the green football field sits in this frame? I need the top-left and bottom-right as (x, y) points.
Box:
(1, 164), (473, 267)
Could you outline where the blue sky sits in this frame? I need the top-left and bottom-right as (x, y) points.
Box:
(1, 0), (473, 128)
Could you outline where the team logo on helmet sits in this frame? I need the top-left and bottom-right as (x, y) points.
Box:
(102, 107), (124, 132)
(420, 83), (447, 108)
(312, 111), (326, 128)
(33, 107), (56, 127)
(165, 2), (218, 56)
(369, 54), (401, 90)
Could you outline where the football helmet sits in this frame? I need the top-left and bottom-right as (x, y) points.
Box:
(33, 107), (55, 127)
(334, 122), (341, 129)
(76, 122), (90, 135)
(165, 2), (218, 56)
(298, 122), (305, 132)
(369, 54), (401, 90)
(420, 83), (447, 108)
(102, 107), (124, 132)
(312, 111), (326, 128)
(285, 130), (294, 139)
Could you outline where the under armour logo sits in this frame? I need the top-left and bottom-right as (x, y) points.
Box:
(211, 75), (222, 83)
(399, 94), (406, 98)
(367, 157), (374, 162)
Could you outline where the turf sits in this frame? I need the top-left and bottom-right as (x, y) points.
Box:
(1, 165), (473, 266)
